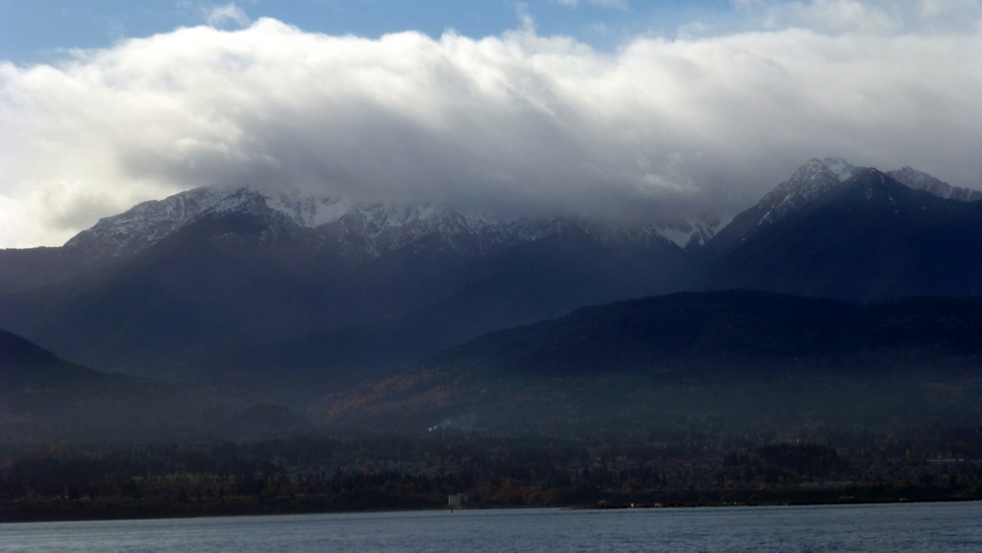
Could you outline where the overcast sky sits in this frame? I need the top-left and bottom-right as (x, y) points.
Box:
(3, 1), (982, 248)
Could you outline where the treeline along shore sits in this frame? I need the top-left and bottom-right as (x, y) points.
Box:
(3, 430), (981, 522)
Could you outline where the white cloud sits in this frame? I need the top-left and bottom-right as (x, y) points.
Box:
(554, 0), (629, 8)
(2, 14), (982, 247)
(206, 3), (251, 29)
(769, 0), (904, 34)
(739, 0), (982, 33)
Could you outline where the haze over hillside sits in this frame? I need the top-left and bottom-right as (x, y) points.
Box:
(0, 329), (308, 444)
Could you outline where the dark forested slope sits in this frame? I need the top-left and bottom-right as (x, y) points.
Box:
(0, 329), (308, 444)
(324, 291), (982, 434)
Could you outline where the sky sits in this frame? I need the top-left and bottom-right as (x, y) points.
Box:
(2, 0), (982, 248)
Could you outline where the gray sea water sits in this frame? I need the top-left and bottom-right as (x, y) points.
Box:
(2, 501), (980, 552)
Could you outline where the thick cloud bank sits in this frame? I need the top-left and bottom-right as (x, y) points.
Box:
(3, 13), (982, 247)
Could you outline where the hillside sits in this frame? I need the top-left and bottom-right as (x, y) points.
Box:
(0, 329), (308, 444)
(322, 291), (982, 435)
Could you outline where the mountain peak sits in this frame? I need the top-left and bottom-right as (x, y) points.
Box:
(56, 187), (725, 262)
(816, 157), (857, 181)
(726, 158), (978, 236)
(55, 157), (977, 265)
(62, 186), (229, 261)
(887, 166), (982, 202)
(703, 158), (979, 253)
(753, 157), (858, 226)
(792, 157), (857, 181)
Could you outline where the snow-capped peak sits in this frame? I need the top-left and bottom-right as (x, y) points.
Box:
(821, 157), (857, 182)
(784, 157), (857, 190)
(887, 167), (982, 202)
(739, 157), (982, 233)
(754, 157), (858, 225)
(62, 185), (722, 262)
(258, 189), (510, 236)
(61, 157), (978, 264)
(654, 216), (731, 248)
(264, 193), (355, 228)
(63, 187), (228, 259)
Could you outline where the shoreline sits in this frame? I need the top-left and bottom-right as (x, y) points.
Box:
(4, 491), (979, 524)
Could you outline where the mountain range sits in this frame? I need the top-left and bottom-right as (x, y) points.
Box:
(1, 157), (980, 413)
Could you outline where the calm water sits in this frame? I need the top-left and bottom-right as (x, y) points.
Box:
(2, 502), (980, 552)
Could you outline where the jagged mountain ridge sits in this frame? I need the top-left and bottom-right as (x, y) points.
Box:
(20, 157), (975, 278)
(756, 157), (858, 225)
(2, 187), (717, 298)
(888, 166), (982, 202)
(709, 157), (861, 251)
(62, 187), (726, 266)
(708, 157), (980, 251)
(701, 166), (982, 300)
(750, 157), (981, 224)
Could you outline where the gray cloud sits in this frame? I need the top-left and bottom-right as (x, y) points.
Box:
(3, 8), (982, 247)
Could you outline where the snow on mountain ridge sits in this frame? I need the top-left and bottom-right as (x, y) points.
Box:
(62, 186), (723, 261)
(63, 187), (228, 260)
(740, 158), (982, 233)
(60, 157), (979, 264)
(654, 216), (731, 248)
(86, 155), (982, 262)
(756, 157), (858, 226)
(262, 190), (515, 240)
(822, 157), (856, 182)
(888, 167), (982, 202)
(264, 194), (356, 228)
